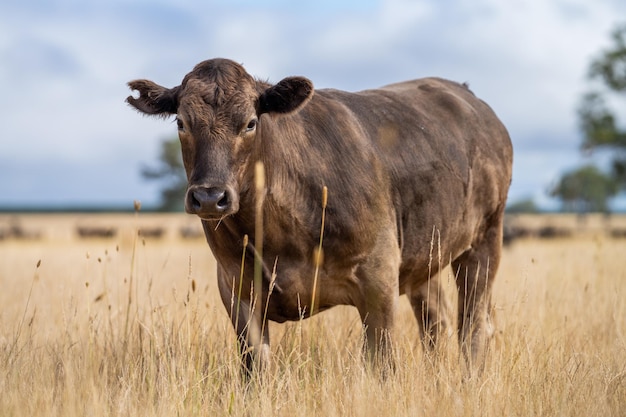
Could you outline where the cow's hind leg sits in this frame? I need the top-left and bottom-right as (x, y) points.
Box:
(452, 208), (504, 375)
(408, 274), (452, 351)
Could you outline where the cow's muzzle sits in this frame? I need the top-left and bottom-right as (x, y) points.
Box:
(185, 185), (239, 219)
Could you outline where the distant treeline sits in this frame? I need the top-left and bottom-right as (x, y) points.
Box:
(0, 205), (170, 213)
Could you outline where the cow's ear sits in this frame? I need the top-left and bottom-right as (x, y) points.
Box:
(258, 77), (313, 115)
(126, 80), (179, 116)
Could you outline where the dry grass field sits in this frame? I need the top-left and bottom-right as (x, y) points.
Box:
(1, 212), (625, 416)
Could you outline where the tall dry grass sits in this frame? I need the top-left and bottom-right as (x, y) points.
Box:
(0, 213), (625, 416)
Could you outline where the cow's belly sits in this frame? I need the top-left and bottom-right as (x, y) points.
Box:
(397, 226), (474, 293)
(263, 262), (362, 322)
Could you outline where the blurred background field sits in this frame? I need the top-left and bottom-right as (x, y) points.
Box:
(3, 211), (626, 244)
(1, 213), (624, 416)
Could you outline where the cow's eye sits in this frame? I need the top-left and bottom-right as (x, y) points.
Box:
(176, 118), (184, 131)
(245, 118), (258, 133)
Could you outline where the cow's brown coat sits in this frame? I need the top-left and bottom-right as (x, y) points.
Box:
(127, 58), (513, 375)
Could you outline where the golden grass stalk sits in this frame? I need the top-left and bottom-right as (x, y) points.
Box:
(253, 162), (265, 320)
(232, 234), (249, 336)
(261, 258), (279, 348)
(310, 186), (328, 317)
(122, 200), (141, 356)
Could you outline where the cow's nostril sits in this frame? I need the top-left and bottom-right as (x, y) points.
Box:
(216, 192), (230, 210)
(190, 191), (202, 211)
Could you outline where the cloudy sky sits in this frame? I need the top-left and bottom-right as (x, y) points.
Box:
(1, 0), (624, 209)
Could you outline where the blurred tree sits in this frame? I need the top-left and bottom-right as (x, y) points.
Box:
(141, 137), (187, 211)
(550, 165), (618, 213)
(578, 24), (626, 187)
(505, 197), (540, 214)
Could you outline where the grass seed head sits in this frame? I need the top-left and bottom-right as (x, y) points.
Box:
(313, 247), (324, 267)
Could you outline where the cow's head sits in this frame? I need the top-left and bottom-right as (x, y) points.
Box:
(127, 58), (313, 220)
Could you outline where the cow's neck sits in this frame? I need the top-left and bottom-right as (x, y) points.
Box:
(202, 112), (341, 266)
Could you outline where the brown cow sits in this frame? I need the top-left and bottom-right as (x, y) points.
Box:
(127, 58), (513, 376)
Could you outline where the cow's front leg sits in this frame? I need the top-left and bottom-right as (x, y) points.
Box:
(355, 228), (401, 370)
(217, 268), (270, 378)
(357, 292), (396, 370)
(235, 308), (270, 378)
